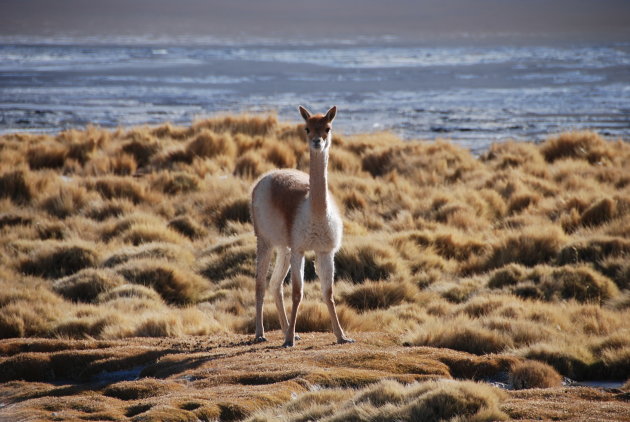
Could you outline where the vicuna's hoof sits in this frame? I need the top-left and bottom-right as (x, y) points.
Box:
(294, 334), (301, 341)
(281, 340), (295, 348)
(337, 337), (355, 344)
(253, 336), (267, 343)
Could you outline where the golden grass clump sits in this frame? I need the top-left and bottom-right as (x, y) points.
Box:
(121, 135), (161, 167)
(405, 319), (513, 355)
(540, 131), (615, 164)
(120, 223), (189, 246)
(481, 225), (566, 271)
(150, 122), (192, 140)
(295, 301), (342, 333)
(39, 185), (95, 218)
(84, 176), (151, 204)
(509, 360), (563, 389)
(193, 114), (278, 137)
(134, 308), (225, 337)
(266, 141), (297, 169)
(0, 279), (65, 338)
(27, 142), (68, 169)
(56, 126), (109, 155)
(186, 129), (237, 160)
(361, 140), (481, 184)
(83, 198), (133, 221)
(115, 260), (208, 305)
(0, 352), (54, 382)
(487, 263), (528, 289)
(600, 346), (630, 380)
(599, 256), (630, 290)
(517, 343), (593, 380)
(53, 268), (125, 303)
(557, 236), (630, 265)
(199, 236), (256, 282)
(97, 283), (165, 304)
(482, 140), (547, 173)
(431, 230), (489, 262)
(100, 213), (188, 245)
(580, 197), (617, 227)
(167, 215), (207, 239)
(335, 239), (406, 283)
(150, 171), (200, 195)
(488, 264), (619, 304)
(102, 242), (194, 268)
(0, 170), (32, 204)
(341, 280), (418, 310)
(103, 378), (182, 400)
(390, 380), (507, 422)
(216, 197), (251, 230)
(249, 379), (507, 422)
(233, 150), (274, 178)
(65, 137), (97, 165)
(54, 310), (125, 339)
(86, 152), (138, 175)
(457, 295), (506, 318)
(19, 242), (99, 279)
(247, 389), (352, 422)
(0, 213), (32, 229)
(538, 265), (619, 304)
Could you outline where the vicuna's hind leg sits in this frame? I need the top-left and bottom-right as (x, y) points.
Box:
(316, 252), (354, 344)
(254, 239), (272, 342)
(269, 247), (291, 334)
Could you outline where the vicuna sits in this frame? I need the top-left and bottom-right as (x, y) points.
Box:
(250, 106), (353, 347)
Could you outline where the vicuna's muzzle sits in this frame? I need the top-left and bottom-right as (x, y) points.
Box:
(311, 138), (324, 150)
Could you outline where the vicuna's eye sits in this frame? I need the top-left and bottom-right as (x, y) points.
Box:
(325, 128), (331, 133)
(305, 128), (310, 134)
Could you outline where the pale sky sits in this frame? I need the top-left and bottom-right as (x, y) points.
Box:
(1, 0), (629, 42)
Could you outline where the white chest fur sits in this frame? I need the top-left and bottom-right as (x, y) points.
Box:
(292, 201), (343, 253)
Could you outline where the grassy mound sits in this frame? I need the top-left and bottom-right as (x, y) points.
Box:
(509, 360), (563, 389)
(53, 268), (125, 302)
(115, 260), (208, 305)
(249, 378), (507, 422)
(19, 242), (99, 279)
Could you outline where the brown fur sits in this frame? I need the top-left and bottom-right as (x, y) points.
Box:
(269, 170), (310, 240)
(303, 114), (332, 140)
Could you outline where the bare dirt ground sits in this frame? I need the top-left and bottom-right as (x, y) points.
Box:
(1, 332), (628, 421)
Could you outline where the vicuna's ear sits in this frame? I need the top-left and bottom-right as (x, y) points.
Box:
(325, 106), (337, 123)
(298, 105), (311, 122)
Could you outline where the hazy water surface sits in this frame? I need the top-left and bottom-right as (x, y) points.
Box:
(1, 39), (629, 152)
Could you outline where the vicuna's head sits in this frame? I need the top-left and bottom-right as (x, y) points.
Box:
(299, 105), (336, 153)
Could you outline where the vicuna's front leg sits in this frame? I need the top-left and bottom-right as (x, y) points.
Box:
(317, 252), (354, 344)
(254, 240), (272, 342)
(283, 252), (304, 347)
(269, 248), (291, 334)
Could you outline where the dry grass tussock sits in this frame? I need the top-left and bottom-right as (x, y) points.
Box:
(508, 360), (563, 389)
(249, 378), (508, 422)
(1, 118), (630, 418)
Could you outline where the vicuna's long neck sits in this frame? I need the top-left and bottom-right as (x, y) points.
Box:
(309, 148), (329, 219)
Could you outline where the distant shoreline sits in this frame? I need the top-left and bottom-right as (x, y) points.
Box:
(2, 33), (630, 48)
